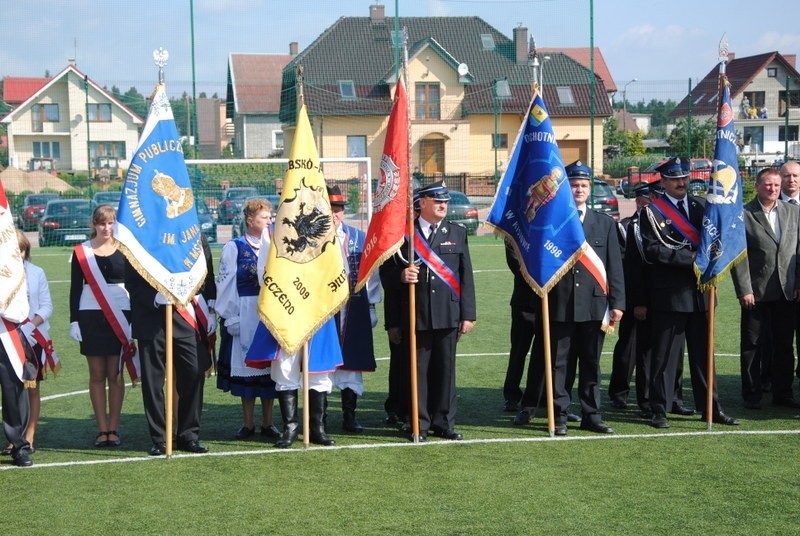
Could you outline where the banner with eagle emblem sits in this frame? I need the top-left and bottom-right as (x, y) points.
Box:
(257, 103), (348, 354)
(114, 83), (206, 306)
(693, 75), (746, 290)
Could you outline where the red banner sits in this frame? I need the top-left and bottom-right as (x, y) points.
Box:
(355, 79), (409, 292)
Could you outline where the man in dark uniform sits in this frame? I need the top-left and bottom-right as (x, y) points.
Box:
(779, 160), (800, 382)
(125, 238), (217, 454)
(553, 161), (624, 434)
(381, 180), (476, 441)
(639, 156), (739, 428)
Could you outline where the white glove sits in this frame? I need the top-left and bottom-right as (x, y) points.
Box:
(70, 321), (83, 342)
(154, 292), (170, 306)
(207, 315), (217, 335)
(20, 323), (36, 346)
(369, 305), (378, 328)
(226, 320), (240, 336)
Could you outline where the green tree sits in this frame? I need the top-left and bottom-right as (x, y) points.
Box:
(120, 87), (148, 119)
(667, 117), (716, 158)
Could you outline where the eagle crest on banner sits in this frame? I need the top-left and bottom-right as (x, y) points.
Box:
(277, 178), (335, 262)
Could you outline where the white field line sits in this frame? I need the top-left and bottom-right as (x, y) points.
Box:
(3, 428), (798, 471)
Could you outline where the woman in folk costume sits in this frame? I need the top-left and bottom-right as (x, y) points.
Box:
(70, 204), (137, 448)
(216, 198), (279, 440)
(3, 231), (59, 454)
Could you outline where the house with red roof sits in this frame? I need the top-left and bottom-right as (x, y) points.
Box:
(226, 52), (294, 158)
(1, 64), (143, 174)
(670, 52), (800, 160)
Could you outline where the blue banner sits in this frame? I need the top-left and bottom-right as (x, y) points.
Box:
(115, 84), (207, 306)
(694, 77), (747, 289)
(485, 90), (586, 296)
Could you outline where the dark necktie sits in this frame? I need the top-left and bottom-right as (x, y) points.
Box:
(677, 199), (688, 219)
(790, 199), (799, 206)
(427, 224), (437, 244)
(578, 209), (584, 221)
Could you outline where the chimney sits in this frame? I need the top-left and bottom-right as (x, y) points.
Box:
(370, 3), (385, 24)
(784, 54), (796, 68)
(514, 26), (528, 65)
(289, 42), (298, 56)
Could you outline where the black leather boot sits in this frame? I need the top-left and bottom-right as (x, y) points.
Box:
(341, 388), (364, 433)
(309, 390), (335, 446)
(275, 390), (299, 448)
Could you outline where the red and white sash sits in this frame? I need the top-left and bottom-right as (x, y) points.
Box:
(0, 318), (30, 384)
(74, 242), (140, 384)
(176, 296), (215, 375)
(578, 245), (615, 334)
(21, 319), (61, 377)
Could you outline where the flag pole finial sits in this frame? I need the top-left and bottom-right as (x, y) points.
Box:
(153, 48), (169, 84)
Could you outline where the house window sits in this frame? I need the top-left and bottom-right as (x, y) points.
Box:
(338, 81), (356, 99)
(32, 141), (61, 159)
(347, 135), (367, 158)
(415, 83), (441, 119)
(390, 30), (403, 49)
(31, 103), (59, 132)
(742, 91), (765, 108)
(89, 141), (125, 158)
(743, 126), (764, 151)
(779, 126), (799, 142)
(556, 86), (575, 106)
(492, 133), (508, 149)
(778, 90), (800, 117)
(768, 67), (778, 78)
(88, 103), (112, 122)
(494, 79), (511, 99)
(273, 130), (284, 150)
(480, 34), (495, 51)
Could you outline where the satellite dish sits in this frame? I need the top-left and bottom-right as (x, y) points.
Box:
(457, 63), (469, 76)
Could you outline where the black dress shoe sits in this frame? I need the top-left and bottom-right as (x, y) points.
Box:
(106, 431), (122, 447)
(773, 398), (800, 409)
(234, 426), (255, 440)
(1, 445), (12, 456)
(409, 431), (427, 442)
(260, 425), (281, 438)
(440, 429), (463, 440)
(149, 442), (167, 456)
(512, 409), (531, 426)
(12, 452), (33, 467)
(670, 405), (695, 416)
(702, 413), (740, 426)
(554, 425), (568, 436)
(566, 413), (582, 423)
(638, 409), (654, 419)
(384, 412), (399, 425)
(580, 421), (614, 434)
(610, 400), (627, 410)
(651, 414), (670, 429)
(503, 400), (519, 413)
(743, 400), (762, 410)
(178, 440), (209, 453)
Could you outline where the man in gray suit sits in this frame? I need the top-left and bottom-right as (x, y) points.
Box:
(732, 167), (800, 409)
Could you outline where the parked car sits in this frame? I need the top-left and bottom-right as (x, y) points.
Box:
(195, 198), (217, 243)
(218, 187), (259, 223)
(588, 179), (620, 220)
(18, 193), (61, 231)
(445, 191), (479, 235)
(231, 195), (281, 239)
(622, 158), (712, 198)
(38, 199), (94, 247)
(92, 191), (122, 207)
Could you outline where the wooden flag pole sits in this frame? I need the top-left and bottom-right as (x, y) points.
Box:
(302, 342), (310, 448)
(165, 303), (174, 457)
(540, 294), (556, 436)
(706, 288), (716, 430)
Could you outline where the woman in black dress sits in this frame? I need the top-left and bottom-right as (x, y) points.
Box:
(70, 204), (130, 447)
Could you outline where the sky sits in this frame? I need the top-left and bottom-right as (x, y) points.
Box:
(3, 0), (800, 104)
